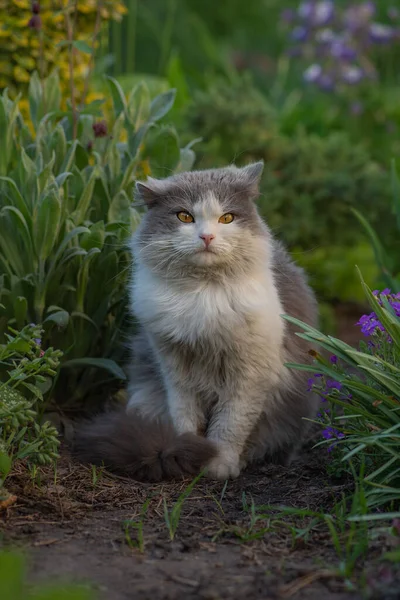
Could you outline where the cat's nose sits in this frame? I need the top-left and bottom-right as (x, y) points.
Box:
(199, 234), (215, 248)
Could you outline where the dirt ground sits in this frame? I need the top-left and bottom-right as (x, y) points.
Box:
(1, 444), (399, 600)
(1, 305), (399, 600)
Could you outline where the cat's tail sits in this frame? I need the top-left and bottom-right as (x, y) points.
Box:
(72, 410), (217, 482)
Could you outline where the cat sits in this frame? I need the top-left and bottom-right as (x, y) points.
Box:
(74, 161), (318, 481)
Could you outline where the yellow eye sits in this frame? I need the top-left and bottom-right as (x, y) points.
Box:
(177, 212), (194, 223)
(219, 213), (234, 224)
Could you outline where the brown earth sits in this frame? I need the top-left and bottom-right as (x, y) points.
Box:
(1, 444), (399, 600)
(1, 305), (398, 600)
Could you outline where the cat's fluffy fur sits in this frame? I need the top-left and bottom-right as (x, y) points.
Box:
(74, 162), (318, 481)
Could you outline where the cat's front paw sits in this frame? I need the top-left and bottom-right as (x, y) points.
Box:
(206, 447), (241, 480)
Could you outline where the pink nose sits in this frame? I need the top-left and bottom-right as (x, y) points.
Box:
(199, 234), (215, 248)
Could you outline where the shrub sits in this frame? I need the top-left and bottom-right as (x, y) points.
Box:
(0, 0), (127, 100)
(185, 77), (393, 302)
(0, 324), (61, 506)
(0, 70), (194, 409)
(285, 278), (400, 516)
(0, 551), (92, 599)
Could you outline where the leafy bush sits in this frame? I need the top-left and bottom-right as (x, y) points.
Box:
(0, 551), (92, 600)
(184, 75), (276, 163)
(0, 324), (61, 505)
(0, 0), (126, 99)
(353, 160), (400, 293)
(286, 277), (400, 516)
(185, 77), (393, 301)
(0, 70), (193, 409)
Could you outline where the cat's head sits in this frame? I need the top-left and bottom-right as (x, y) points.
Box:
(133, 162), (268, 276)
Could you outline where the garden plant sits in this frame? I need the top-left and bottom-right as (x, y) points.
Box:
(0, 1), (399, 599)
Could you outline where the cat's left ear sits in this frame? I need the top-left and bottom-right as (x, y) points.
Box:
(237, 161), (264, 198)
(135, 177), (168, 208)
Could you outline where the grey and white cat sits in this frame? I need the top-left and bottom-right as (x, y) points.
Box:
(74, 162), (318, 481)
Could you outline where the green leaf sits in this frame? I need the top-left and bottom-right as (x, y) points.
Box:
(175, 147), (195, 173)
(0, 452), (12, 478)
(145, 127), (180, 178)
(43, 69), (61, 114)
(108, 191), (131, 223)
(72, 40), (93, 55)
(33, 191), (62, 260)
(28, 71), (43, 130)
(0, 206), (33, 262)
(13, 296), (28, 329)
(57, 40), (93, 55)
(43, 310), (70, 328)
(0, 99), (8, 175)
(62, 357), (126, 380)
(149, 89), (176, 122)
(351, 208), (394, 289)
(38, 153), (56, 194)
(71, 167), (100, 225)
(106, 76), (127, 118)
(127, 82), (150, 128)
(391, 159), (400, 233)
(80, 221), (105, 251)
(0, 177), (30, 224)
(21, 148), (36, 183)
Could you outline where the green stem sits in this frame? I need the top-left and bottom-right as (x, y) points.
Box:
(126, 0), (137, 74)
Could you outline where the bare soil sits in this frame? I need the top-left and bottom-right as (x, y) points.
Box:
(1, 444), (399, 600)
(1, 306), (398, 600)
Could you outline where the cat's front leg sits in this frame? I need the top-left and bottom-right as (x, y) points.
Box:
(165, 380), (204, 435)
(206, 385), (266, 480)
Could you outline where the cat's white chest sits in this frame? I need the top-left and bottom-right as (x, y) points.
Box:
(132, 267), (284, 347)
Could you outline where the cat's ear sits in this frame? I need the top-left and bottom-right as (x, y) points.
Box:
(135, 178), (168, 208)
(236, 161), (264, 198)
(239, 161), (264, 185)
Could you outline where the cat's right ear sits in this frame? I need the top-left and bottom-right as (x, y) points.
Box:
(135, 178), (165, 208)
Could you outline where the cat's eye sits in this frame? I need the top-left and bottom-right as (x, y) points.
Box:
(219, 213), (234, 224)
(177, 211), (194, 223)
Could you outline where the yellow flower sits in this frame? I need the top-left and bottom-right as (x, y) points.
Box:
(13, 65), (30, 83)
(12, 0), (30, 8)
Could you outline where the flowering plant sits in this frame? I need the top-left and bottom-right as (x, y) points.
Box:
(0, 324), (62, 507)
(284, 274), (400, 514)
(282, 1), (399, 93)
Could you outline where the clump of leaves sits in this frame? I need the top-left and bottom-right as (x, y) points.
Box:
(285, 273), (400, 517)
(0, 69), (195, 410)
(0, 550), (92, 599)
(0, 324), (61, 504)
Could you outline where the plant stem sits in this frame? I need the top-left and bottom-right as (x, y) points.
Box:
(64, 0), (79, 139)
(80, 1), (103, 108)
(126, 0), (137, 74)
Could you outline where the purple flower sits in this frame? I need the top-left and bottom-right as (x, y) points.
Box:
(316, 28), (335, 44)
(330, 355), (338, 364)
(318, 73), (335, 91)
(330, 40), (357, 61)
(34, 338), (41, 347)
(28, 14), (42, 29)
(303, 63), (323, 83)
(350, 101), (364, 116)
(388, 7), (399, 20)
(93, 120), (108, 138)
(281, 8), (296, 23)
(369, 22), (395, 43)
(291, 25), (309, 42)
(298, 1), (315, 20)
(322, 426), (345, 440)
(313, 1), (335, 26)
(357, 312), (385, 336)
(342, 65), (364, 85)
(326, 379), (342, 391)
